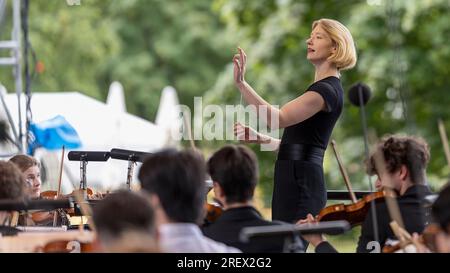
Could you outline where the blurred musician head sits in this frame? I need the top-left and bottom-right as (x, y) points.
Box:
(138, 149), (206, 226)
(207, 145), (258, 209)
(431, 182), (450, 253)
(0, 161), (26, 226)
(92, 189), (158, 252)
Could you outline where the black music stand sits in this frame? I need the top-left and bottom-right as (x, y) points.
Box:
(68, 151), (110, 198)
(110, 149), (151, 189)
(239, 220), (350, 253)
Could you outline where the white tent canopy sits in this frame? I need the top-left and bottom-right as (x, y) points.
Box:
(0, 84), (182, 192)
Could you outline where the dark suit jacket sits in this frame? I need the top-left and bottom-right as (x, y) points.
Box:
(202, 206), (286, 253)
(316, 185), (433, 253)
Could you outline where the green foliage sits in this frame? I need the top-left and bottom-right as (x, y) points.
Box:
(206, 0), (450, 203)
(205, 0), (370, 203)
(103, 0), (233, 120)
(1, 0), (120, 100)
(1, 0), (449, 208)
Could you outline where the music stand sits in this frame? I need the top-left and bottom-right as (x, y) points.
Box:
(110, 149), (151, 189)
(68, 151), (110, 198)
(240, 220), (350, 253)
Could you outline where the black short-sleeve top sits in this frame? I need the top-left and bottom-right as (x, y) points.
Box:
(280, 76), (343, 149)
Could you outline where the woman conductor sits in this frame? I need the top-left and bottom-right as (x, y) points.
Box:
(234, 18), (357, 223)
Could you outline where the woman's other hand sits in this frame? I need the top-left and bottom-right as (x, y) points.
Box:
(296, 214), (326, 247)
(234, 122), (260, 144)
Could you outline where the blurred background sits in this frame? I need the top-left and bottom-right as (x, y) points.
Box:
(1, 0), (449, 252)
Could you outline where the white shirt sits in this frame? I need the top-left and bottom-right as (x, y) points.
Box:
(159, 223), (241, 253)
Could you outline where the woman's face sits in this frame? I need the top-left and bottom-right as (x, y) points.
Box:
(306, 25), (336, 65)
(24, 165), (41, 199)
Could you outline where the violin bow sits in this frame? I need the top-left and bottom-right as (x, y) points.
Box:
(389, 220), (422, 252)
(53, 146), (65, 227)
(182, 99), (216, 199)
(372, 148), (405, 229)
(438, 119), (450, 170)
(330, 140), (357, 203)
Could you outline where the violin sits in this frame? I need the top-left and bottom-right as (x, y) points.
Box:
(26, 188), (100, 226)
(203, 201), (224, 226)
(0, 230), (95, 253)
(382, 223), (442, 253)
(37, 239), (99, 253)
(316, 140), (395, 227)
(40, 188), (95, 200)
(29, 210), (66, 226)
(317, 189), (395, 227)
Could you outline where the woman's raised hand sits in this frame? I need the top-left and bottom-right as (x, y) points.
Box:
(233, 47), (247, 85)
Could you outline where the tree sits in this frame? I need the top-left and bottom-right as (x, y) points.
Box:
(0, 0), (120, 101)
(103, 0), (233, 120)
(205, 0), (450, 203)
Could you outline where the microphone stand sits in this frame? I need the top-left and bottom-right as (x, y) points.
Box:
(357, 85), (380, 244)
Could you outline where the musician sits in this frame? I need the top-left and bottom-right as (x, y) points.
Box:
(202, 145), (286, 253)
(429, 182), (450, 252)
(9, 154), (41, 199)
(299, 135), (433, 253)
(138, 149), (241, 253)
(9, 154), (66, 226)
(234, 18), (357, 224)
(92, 190), (159, 253)
(412, 182), (450, 253)
(0, 161), (26, 236)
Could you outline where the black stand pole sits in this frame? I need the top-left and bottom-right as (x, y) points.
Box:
(358, 86), (379, 245)
(126, 157), (136, 190)
(283, 234), (305, 253)
(79, 156), (88, 199)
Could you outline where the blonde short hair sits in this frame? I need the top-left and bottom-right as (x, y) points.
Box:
(312, 18), (357, 71)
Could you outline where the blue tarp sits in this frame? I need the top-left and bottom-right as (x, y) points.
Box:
(28, 115), (82, 152)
